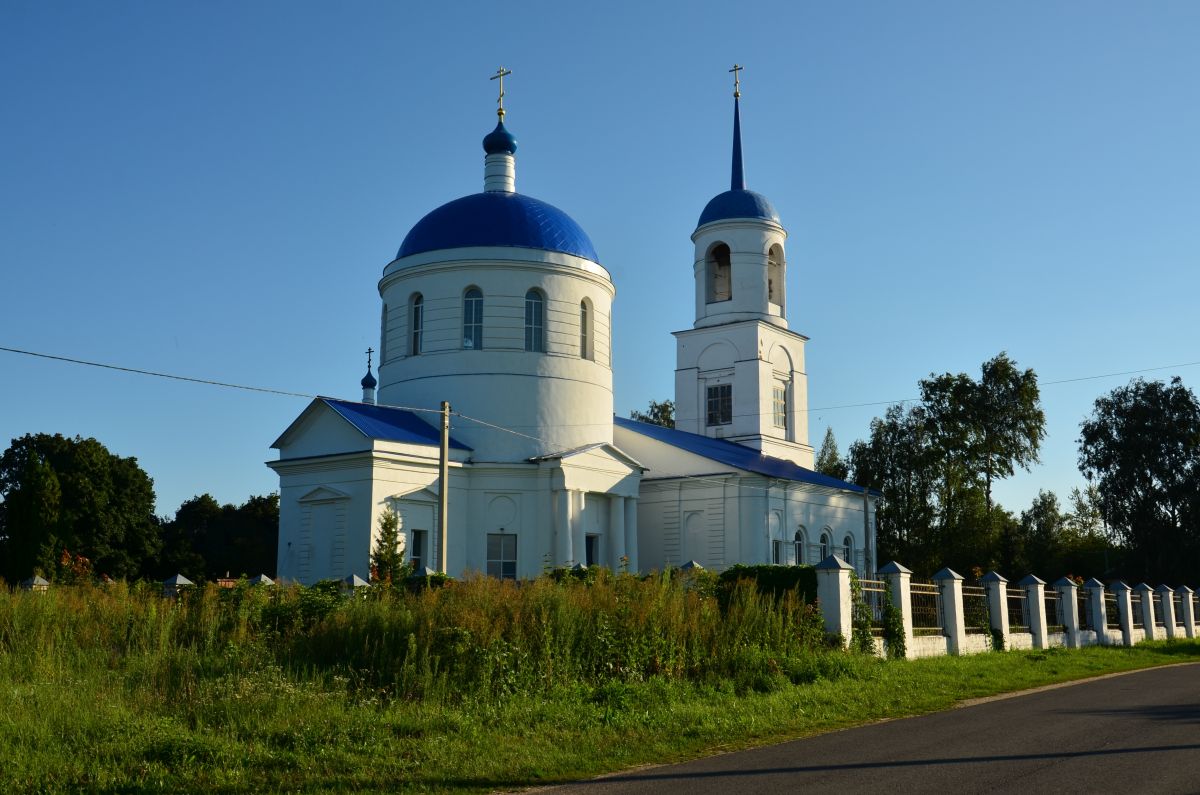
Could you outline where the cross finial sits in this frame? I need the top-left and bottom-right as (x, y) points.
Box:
(490, 66), (512, 119)
(729, 64), (743, 98)
(366, 347), (374, 370)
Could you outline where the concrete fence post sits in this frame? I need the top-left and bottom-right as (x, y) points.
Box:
(981, 571), (1009, 650)
(933, 567), (966, 655)
(1134, 583), (1155, 642)
(1020, 575), (1048, 650)
(815, 555), (854, 649)
(1112, 582), (1133, 647)
(1084, 579), (1108, 644)
(1155, 584), (1177, 639)
(879, 561), (914, 659)
(1054, 577), (1080, 648)
(1178, 586), (1196, 640)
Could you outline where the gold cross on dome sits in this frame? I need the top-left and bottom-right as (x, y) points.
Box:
(729, 63), (743, 98)
(490, 66), (512, 118)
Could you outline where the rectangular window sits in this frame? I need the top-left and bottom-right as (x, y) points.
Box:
(525, 291), (544, 352)
(463, 290), (483, 350)
(410, 298), (424, 356)
(486, 533), (517, 580)
(773, 383), (788, 429)
(772, 540), (796, 565)
(579, 302), (590, 359)
(706, 383), (732, 426)
(585, 534), (600, 567)
(409, 529), (426, 572)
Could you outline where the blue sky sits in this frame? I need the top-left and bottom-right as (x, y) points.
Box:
(2, 1), (1198, 519)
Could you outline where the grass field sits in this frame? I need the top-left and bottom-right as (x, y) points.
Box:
(2, 575), (1197, 792)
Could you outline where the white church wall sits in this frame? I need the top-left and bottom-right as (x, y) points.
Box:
(690, 220), (788, 329)
(275, 458), (377, 584)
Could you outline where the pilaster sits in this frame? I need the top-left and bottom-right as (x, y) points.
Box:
(933, 568), (966, 655)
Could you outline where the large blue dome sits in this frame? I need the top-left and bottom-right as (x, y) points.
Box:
(397, 192), (599, 262)
(697, 189), (779, 228)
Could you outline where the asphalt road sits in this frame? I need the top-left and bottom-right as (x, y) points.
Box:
(548, 663), (1200, 794)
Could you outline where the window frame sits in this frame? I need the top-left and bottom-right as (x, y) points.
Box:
(486, 533), (517, 580)
(463, 287), (483, 350)
(409, 529), (427, 572)
(410, 293), (424, 356)
(579, 299), (592, 360)
(706, 383), (732, 426)
(524, 289), (545, 352)
(772, 382), (788, 429)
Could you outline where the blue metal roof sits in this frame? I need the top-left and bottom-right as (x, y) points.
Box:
(613, 416), (867, 493)
(322, 398), (471, 450)
(397, 192), (599, 262)
(697, 189), (780, 227)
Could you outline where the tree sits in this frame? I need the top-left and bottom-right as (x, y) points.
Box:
(1078, 377), (1200, 582)
(815, 427), (849, 481)
(158, 493), (279, 580)
(370, 506), (406, 584)
(0, 433), (159, 582)
(630, 399), (674, 428)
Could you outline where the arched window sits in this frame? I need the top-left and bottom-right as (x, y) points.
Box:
(768, 244), (785, 311)
(705, 243), (732, 303)
(379, 303), (388, 362)
(794, 527), (807, 565)
(820, 531), (830, 560)
(524, 289), (544, 352)
(463, 288), (483, 350)
(409, 293), (424, 356)
(843, 535), (854, 563)
(579, 299), (592, 359)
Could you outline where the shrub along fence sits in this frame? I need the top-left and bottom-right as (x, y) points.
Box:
(815, 555), (1200, 659)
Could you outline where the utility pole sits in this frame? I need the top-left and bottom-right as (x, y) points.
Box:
(437, 400), (450, 574)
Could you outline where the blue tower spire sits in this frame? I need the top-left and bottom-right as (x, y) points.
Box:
(731, 95), (745, 190)
(730, 64), (745, 190)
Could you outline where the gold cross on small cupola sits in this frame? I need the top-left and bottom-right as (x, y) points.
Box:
(729, 63), (743, 98)
(491, 66), (512, 119)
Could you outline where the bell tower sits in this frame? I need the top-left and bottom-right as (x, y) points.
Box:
(672, 67), (814, 468)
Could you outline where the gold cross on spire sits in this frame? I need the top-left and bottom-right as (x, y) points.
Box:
(729, 63), (743, 98)
(490, 66), (512, 119)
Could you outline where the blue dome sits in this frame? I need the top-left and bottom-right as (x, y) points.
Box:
(360, 369), (377, 389)
(482, 121), (517, 155)
(697, 189), (779, 228)
(397, 192), (599, 262)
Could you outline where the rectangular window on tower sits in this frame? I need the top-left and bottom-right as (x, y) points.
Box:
(486, 533), (517, 580)
(773, 383), (788, 429)
(706, 383), (732, 426)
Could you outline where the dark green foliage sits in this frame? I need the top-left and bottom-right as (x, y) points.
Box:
(815, 426), (850, 481)
(848, 573), (876, 655)
(0, 433), (159, 582)
(1079, 376), (1200, 582)
(629, 399), (675, 428)
(879, 584), (906, 659)
(369, 507), (407, 584)
(717, 564), (818, 605)
(158, 493), (278, 581)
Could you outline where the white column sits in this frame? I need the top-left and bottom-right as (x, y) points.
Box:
(880, 561), (913, 659)
(982, 571), (1009, 650)
(815, 555), (854, 649)
(1156, 585), (1177, 639)
(571, 491), (587, 566)
(554, 489), (572, 567)
(623, 498), (639, 573)
(1113, 582), (1134, 647)
(609, 495), (626, 570)
(1085, 579), (1108, 644)
(1178, 586), (1196, 639)
(1021, 575), (1049, 650)
(1054, 578), (1081, 648)
(1135, 583), (1156, 641)
(933, 568), (967, 655)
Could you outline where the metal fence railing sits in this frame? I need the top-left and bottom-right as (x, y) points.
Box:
(1105, 592), (1120, 629)
(1172, 592), (1184, 627)
(1153, 593), (1166, 628)
(962, 584), (990, 634)
(1077, 587), (1094, 632)
(1045, 589), (1066, 633)
(1007, 589), (1029, 633)
(857, 578), (887, 637)
(910, 580), (943, 636)
(1131, 592), (1145, 629)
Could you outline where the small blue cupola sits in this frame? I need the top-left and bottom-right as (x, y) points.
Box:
(483, 120), (518, 155)
(361, 347), (377, 404)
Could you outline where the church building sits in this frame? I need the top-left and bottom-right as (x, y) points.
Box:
(269, 70), (878, 584)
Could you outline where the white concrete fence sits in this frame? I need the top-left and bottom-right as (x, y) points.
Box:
(813, 555), (1199, 659)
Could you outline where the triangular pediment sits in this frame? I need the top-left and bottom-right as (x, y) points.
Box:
(298, 485), (350, 503)
(388, 485), (439, 504)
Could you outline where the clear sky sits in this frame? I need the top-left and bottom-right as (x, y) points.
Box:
(2, 1), (1198, 520)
